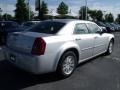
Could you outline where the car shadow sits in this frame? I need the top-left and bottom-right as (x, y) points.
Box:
(0, 60), (64, 90)
(77, 53), (107, 68)
(0, 54), (109, 90)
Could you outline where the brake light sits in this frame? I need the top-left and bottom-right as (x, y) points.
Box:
(31, 37), (46, 55)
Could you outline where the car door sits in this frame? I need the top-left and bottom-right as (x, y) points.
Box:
(86, 23), (108, 56)
(73, 23), (95, 61)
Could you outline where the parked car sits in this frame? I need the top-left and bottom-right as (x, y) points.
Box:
(95, 22), (106, 27)
(5, 19), (114, 77)
(22, 21), (41, 29)
(104, 22), (115, 32)
(0, 21), (24, 45)
(115, 23), (120, 31)
(95, 22), (111, 33)
(110, 23), (120, 31)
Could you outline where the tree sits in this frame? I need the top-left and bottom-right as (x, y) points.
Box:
(96, 10), (103, 21)
(30, 11), (34, 20)
(115, 14), (120, 24)
(88, 10), (97, 21)
(105, 13), (114, 22)
(15, 0), (29, 22)
(26, 6), (35, 20)
(39, 1), (48, 20)
(2, 13), (13, 20)
(41, 1), (48, 15)
(57, 1), (69, 16)
(88, 10), (103, 21)
(79, 6), (89, 20)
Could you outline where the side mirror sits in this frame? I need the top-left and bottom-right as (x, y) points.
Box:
(96, 28), (106, 35)
(101, 28), (107, 33)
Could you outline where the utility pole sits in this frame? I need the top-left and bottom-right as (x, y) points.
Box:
(50, 9), (54, 20)
(103, 11), (106, 21)
(85, 0), (87, 20)
(0, 8), (2, 20)
(26, 0), (30, 20)
(82, 7), (84, 20)
(38, 0), (42, 20)
(69, 9), (71, 16)
(5, 0), (7, 20)
(28, 0), (30, 20)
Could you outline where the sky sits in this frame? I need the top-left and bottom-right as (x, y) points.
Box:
(0, 0), (120, 18)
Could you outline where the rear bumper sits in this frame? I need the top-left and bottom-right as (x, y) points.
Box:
(4, 47), (55, 74)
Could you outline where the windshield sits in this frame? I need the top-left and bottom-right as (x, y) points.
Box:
(99, 22), (106, 27)
(29, 21), (65, 34)
(105, 23), (111, 27)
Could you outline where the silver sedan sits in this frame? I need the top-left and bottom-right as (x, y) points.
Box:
(5, 19), (114, 77)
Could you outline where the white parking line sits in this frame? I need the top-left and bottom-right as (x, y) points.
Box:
(105, 56), (120, 62)
(0, 47), (2, 50)
(112, 57), (120, 62)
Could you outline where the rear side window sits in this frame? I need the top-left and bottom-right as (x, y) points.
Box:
(74, 23), (89, 34)
(86, 23), (101, 33)
(29, 21), (65, 34)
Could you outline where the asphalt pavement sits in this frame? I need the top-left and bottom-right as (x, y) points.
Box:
(0, 32), (120, 90)
(0, 47), (5, 61)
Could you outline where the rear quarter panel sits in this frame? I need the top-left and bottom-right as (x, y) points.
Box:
(43, 35), (80, 71)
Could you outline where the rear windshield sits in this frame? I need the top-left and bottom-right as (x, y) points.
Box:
(29, 21), (65, 34)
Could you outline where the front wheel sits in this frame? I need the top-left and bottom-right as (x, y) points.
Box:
(57, 51), (77, 78)
(106, 40), (114, 55)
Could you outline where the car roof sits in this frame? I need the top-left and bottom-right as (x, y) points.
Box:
(25, 21), (41, 23)
(0, 21), (16, 23)
(45, 19), (94, 24)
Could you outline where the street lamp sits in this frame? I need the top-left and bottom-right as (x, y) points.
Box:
(103, 11), (106, 20)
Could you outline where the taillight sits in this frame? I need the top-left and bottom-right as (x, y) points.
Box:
(31, 37), (46, 55)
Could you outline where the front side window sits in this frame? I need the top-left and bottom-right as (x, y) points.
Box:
(23, 22), (34, 27)
(74, 23), (89, 34)
(86, 23), (101, 33)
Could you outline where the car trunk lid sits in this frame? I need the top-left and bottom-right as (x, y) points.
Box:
(7, 31), (52, 54)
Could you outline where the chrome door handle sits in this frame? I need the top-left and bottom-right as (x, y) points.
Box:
(75, 38), (81, 41)
(94, 36), (98, 39)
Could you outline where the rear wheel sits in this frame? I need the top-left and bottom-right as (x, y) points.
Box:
(106, 40), (114, 55)
(57, 51), (77, 78)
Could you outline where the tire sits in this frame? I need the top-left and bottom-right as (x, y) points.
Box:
(57, 51), (77, 78)
(106, 40), (114, 55)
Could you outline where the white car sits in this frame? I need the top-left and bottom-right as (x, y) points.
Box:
(5, 19), (114, 77)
